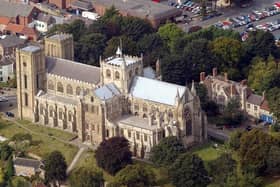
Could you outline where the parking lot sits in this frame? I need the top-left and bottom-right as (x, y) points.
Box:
(164, 0), (280, 38)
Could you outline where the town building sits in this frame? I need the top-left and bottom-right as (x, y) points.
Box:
(92, 0), (181, 28)
(0, 56), (14, 82)
(200, 68), (274, 123)
(0, 1), (40, 40)
(16, 33), (207, 157)
(33, 13), (56, 33)
(14, 157), (44, 178)
(0, 35), (27, 57)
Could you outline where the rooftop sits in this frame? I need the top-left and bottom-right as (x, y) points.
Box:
(247, 94), (263, 106)
(21, 45), (41, 53)
(92, 0), (180, 20)
(0, 35), (26, 48)
(117, 115), (159, 131)
(95, 83), (121, 101)
(46, 57), (100, 84)
(48, 33), (72, 41)
(104, 55), (140, 66)
(143, 67), (156, 79)
(0, 2), (34, 18)
(37, 92), (78, 105)
(71, 0), (93, 10)
(130, 76), (186, 106)
(14, 157), (42, 170)
(36, 13), (55, 24)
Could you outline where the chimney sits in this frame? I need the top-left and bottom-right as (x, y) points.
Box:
(262, 91), (265, 101)
(212, 67), (217, 77)
(224, 72), (228, 82)
(200, 72), (205, 82)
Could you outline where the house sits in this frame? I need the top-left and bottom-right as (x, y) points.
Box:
(0, 56), (14, 82)
(200, 68), (274, 123)
(0, 35), (27, 57)
(33, 13), (56, 33)
(13, 157), (44, 178)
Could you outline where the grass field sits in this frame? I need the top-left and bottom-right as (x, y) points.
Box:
(0, 118), (78, 165)
(191, 141), (228, 163)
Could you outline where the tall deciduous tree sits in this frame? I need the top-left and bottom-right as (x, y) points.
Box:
(69, 167), (104, 187)
(267, 87), (280, 120)
(111, 164), (155, 187)
(169, 154), (210, 187)
(150, 136), (185, 166)
(95, 137), (132, 175)
(45, 151), (67, 186)
(238, 129), (274, 175)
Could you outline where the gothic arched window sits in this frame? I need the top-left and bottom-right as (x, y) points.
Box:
(106, 69), (111, 78)
(48, 80), (54, 90)
(57, 82), (64, 93)
(76, 87), (81, 96)
(66, 84), (73, 95)
(115, 71), (120, 80)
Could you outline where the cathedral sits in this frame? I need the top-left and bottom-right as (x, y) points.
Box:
(16, 33), (207, 157)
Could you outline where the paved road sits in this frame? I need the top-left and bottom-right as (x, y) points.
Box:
(67, 147), (86, 174)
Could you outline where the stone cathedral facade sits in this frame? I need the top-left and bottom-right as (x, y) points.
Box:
(16, 33), (207, 157)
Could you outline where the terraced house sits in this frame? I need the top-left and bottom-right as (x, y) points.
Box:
(16, 33), (207, 157)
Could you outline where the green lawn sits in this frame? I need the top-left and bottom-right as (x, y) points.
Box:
(0, 118), (78, 165)
(191, 141), (228, 163)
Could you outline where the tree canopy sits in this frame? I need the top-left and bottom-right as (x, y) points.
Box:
(69, 167), (104, 187)
(169, 153), (210, 187)
(111, 164), (155, 187)
(44, 151), (67, 186)
(95, 137), (132, 175)
(150, 136), (185, 166)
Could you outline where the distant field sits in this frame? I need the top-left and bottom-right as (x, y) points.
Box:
(0, 118), (78, 165)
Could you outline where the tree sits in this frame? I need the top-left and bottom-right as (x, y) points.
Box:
(150, 136), (185, 166)
(6, 156), (14, 179)
(111, 164), (155, 187)
(10, 176), (32, 187)
(210, 37), (243, 80)
(208, 154), (237, 186)
(169, 154), (210, 187)
(0, 168), (5, 187)
(0, 144), (13, 161)
(183, 39), (215, 82)
(266, 145), (280, 175)
(238, 129), (274, 175)
(44, 151), (67, 186)
(95, 137), (132, 175)
(222, 98), (244, 126)
(228, 130), (243, 151)
(120, 16), (153, 41)
(69, 167), (104, 187)
(75, 33), (106, 66)
(104, 35), (137, 58)
(248, 56), (279, 93)
(158, 23), (184, 52)
(244, 30), (280, 60)
(267, 87), (280, 120)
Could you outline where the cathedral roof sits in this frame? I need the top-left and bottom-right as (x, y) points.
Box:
(46, 57), (100, 84)
(94, 83), (121, 101)
(143, 67), (156, 79)
(130, 76), (186, 106)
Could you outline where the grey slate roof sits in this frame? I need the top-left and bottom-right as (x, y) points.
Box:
(46, 57), (100, 84)
(0, 56), (14, 66)
(92, 0), (180, 20)
(95, 83), (121, 101)
(48, 34), (71, 41)
(0, 1), (34, 18)
(21, 46), (41, 53)
(143, 67), (156, 79)
(71, 0), (93, 10)
(36, 13), (55, 24)
(0, 35), (26, 48)
(247, 94), (263, 106)
(14, 157), (42, 170)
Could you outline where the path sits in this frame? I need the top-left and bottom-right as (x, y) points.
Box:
(67, 147), (86, 174)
